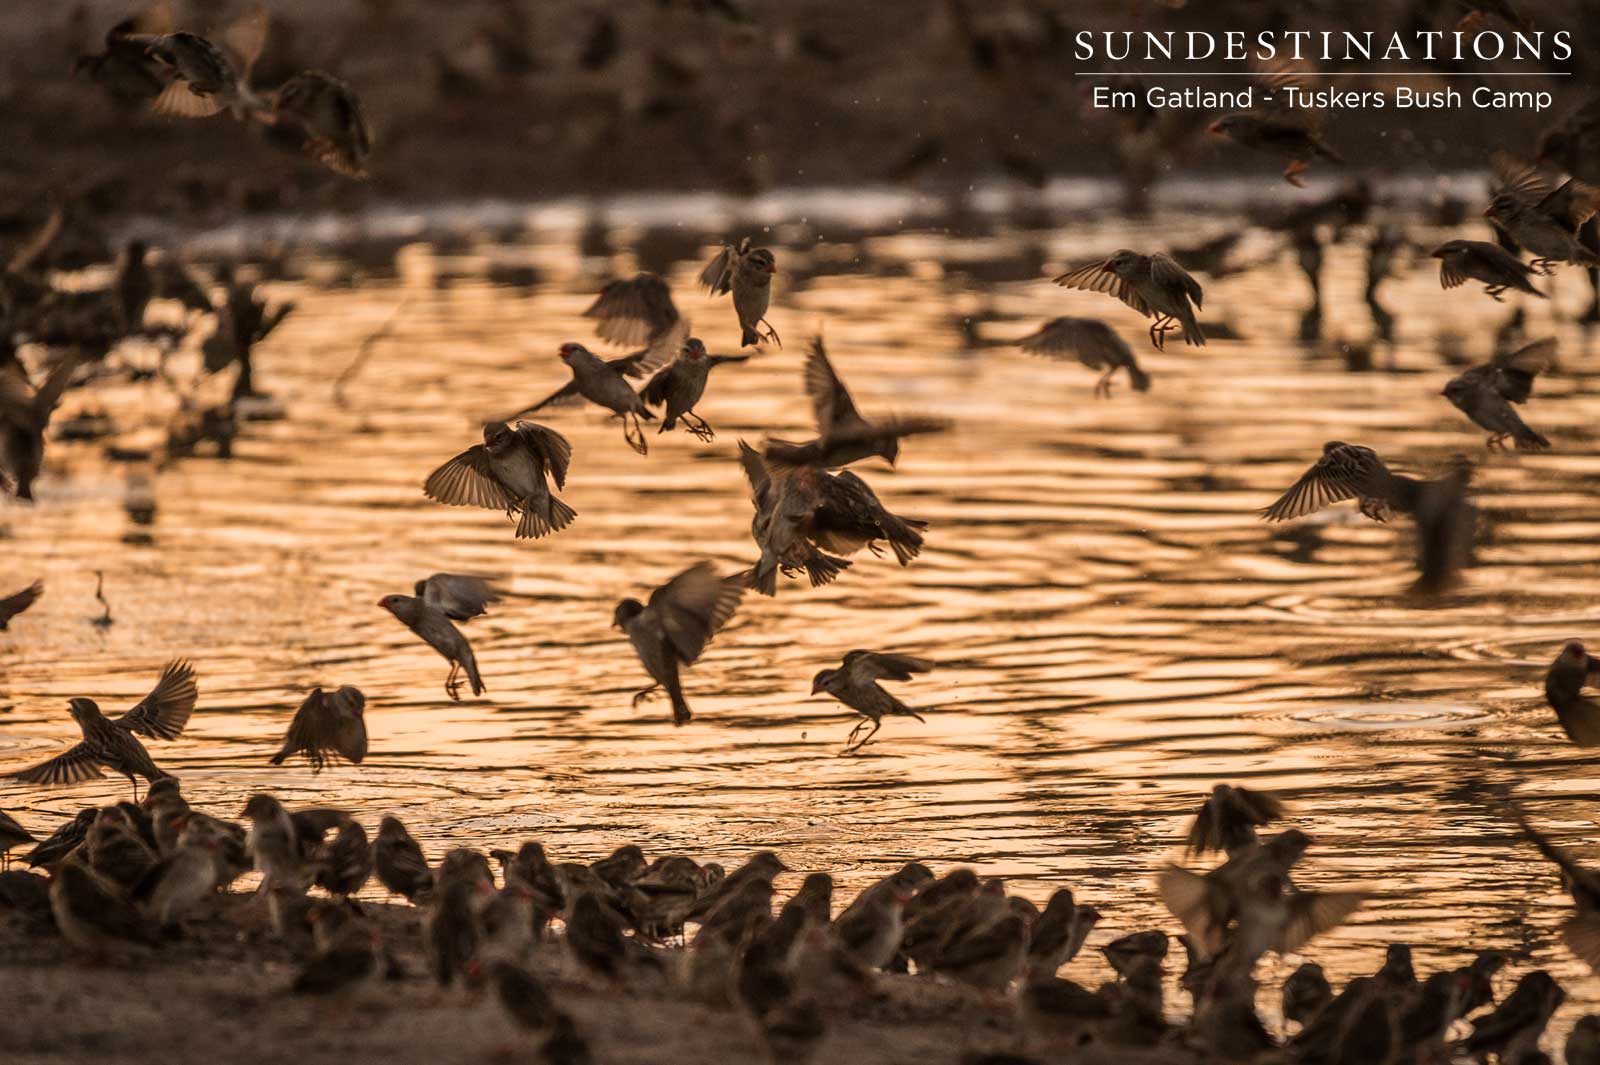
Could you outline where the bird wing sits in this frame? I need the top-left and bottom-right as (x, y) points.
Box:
(1437, 257), (1469, 290)
(1514, 810), (1600, 899)
(648, 562), (744, 664)
(1156, 864), (1226, 956)
(697, 244), (735, 296)
(1493, 337), (1557, 377)
(1492, 152), (1553, 203)
(1259, 445), (1391, 522)
(1150, 253), (1203, 310)
(10, 742), (105, 785)
(1538, 176), (1600, 231)
(152, 81), (224, 118)
(874, 414), (951, 439)
(1017, 317), (1131, 367)
(30, 350), (85, 428)
(117, 659), (198, 740)
(639, 362), (679, 407)
(841, 650), (934, 683)
(1277, 890), (1366, 955)
(421, 574), (500, 621)
(513, 422), (572, 489)
(4, 201), (62, 276)
(506, 380), (583, 417)
(804, 338), (865, 435)
(221, 4), (269, 75)
(423, 445), (518, 511)
(737, 440), (771, 503)
(582, 273), (680, 348)
(705, 353), (750, 369)
(0, 581), (43, 624)
(1052, 259), (1152, 316)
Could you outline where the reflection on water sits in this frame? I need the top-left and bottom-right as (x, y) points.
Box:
(5, 193), (1600, 1043)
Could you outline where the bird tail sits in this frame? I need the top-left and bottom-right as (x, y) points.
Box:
(805, 550), (852, 587)
(659, 416), (675, 433)
(515, 494), (577, 538)
(1181, 314), (1206, 347)
(741, 325), (761, 347)
(148, 766), (174, 781)
(668, 680), (692, 727)
(1126, 363), (1152, 393)
(269, 749), (288, 765)
(742, 563), (778, 597)
(882, 517), (927, 567)
(461, 648), (485, 696)
(1513, 426), (1551, 452)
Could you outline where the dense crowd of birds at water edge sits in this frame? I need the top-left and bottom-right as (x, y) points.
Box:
(8, 2), (1600, 1062)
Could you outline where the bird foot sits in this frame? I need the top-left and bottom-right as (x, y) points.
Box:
(631, 686), (660, 708)
(686, 419), (716, 443)
(1487, 434), (1505, 451)
(445, 678), (462, 702)
(1486, 286), (1506, 303)
(624, 426), (649, 456)
(1284, 162), (1309, 188)
(759, 320), (782, 348)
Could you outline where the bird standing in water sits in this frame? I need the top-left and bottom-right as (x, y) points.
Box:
(811, 651), (935, 753)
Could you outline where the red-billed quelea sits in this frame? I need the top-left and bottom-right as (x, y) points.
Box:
(378, 592), (485, 700)
(1431, 240), (1546, 301)
(8, 660), (197, 800)
(137, 6), (269, 120)
(1258, 442), (1422, 524)
(1208, 111), (1343, 188)
(811, 651), (935, 753)
(270, 686), (366, 771)
(1443, 337), (1554, 451)
(509, 342), (662, 456)
(264, 70), (371, 179)
(1486, 153), (1600, 274)
(1547, 641), (1600, 746)
(698, 237), (779, 347)
(424, 421), (574, 539)
(1514, 807), (1600, 972)
(1, 348), (84, 500)
(414, 573), (499, 621)
(639, 338), (748, 441)
(613, 561), (744, 726)
(1185, 783), (1287, 859)
(1054, 250), (1204, 351)
(0, 580), (42, 629)
(1017, 317), (1150, 397)
(763, 339), (948, 470)
(374, 816), (432, 903)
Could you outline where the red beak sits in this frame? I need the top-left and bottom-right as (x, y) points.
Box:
(764, 262), (776, 273)
(810, 682), (822, 695)
(1206, 121), (1223, 135)
(1482, 206), (1494, 217)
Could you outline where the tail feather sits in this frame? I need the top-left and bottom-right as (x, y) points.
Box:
(743, 564), (778, 597)
(1514, 426), (1551, 451)
(461, 649), (485, 696)
(805, 551), (852, 587)
(883, 517), (926, 566)
(1181, 314), (1206, 347)
(741, 326), (761, 347)
(515, 494), (576, 538)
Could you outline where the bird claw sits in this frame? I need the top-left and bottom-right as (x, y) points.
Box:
(631, 687), (659, 708)
(759, 320), (782, 348)
(445, 678), (462, 702)
(686, 417), (716, 442)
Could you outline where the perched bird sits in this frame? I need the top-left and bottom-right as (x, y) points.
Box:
(49, 856), (159, 951)
(613, 561), (744, 726)
(0, 349), (84, 499)
(1515, 809), (1600, 972)
(1373, 943), (1416, 990)
(0, 809), (36, 869)
(507, 342), (663, 456)
(139, 7), (269, 120)
(1023, 888), (1083, 980)
(264, 70), (372, 178)
(811, 651), (934, 752)
(763, 339), (948, 470)
(1431, 240), (1546, 301)
(23, 808), (97, 868)
(1259, 441), (1421, 524)
(490, 958), (558, 1035)
(8, 661), (197, 799)
(1486, 154), (1600, 273)
(414, 574), (499, 622)
(1054, 250), (1203, 350)
(639, 338), (748, 440)
(423, 421), (574, 539)
(374, 816), (431, 903)
(835, 863), (932, 926)
(241, 793), (309, 894)
(1016, 317), (1150, 396)
(831, 887), (906, 971)
(0, 581), (42, 629)
(1185, 784), (1286, 858)
(378, 593), (485, 700)
(141, 822), (222, 925)
(270, 686), (367, 771)
(1465, 970), (1565, 1062)
(689, 851), (787, 921)
(698, 237), (779, 347)
(1208, 111), (1343, 187)
(1101, 929), (1169, 979)
(933, 912), (1027, 992)
(1569, 1015), (1600, 1065)
(1281, 961), (1332, 1029)
(426, 871), (488, 987)
(1546, 641), (1600, 746)
(1442, 337), (1555, 451)
(566, 891), (637, 984)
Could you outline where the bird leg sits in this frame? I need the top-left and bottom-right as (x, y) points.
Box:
(445, 662), (463, 702)
(1148, 316), (1177, 351)
(631, 684), (661, 708)
(1487, 433), (1506, 451)
(683, 412), (716, 442)
(622, 415), (649, 456)
(1094, 369), (1115, 399)
(1485, 285), (1507, 302)
(843, 720), (882, 754)
(127, 773), (141, 803)
(758, 318), (782, 347)
(1531, 257), (1557, 276)
(1283, 160), (1310, 188)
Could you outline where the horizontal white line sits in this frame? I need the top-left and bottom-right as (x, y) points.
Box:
(1077, 71), (1569, 77)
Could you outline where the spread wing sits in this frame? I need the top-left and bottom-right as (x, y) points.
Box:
(841, 650), (934, 683)
(152, 81), (224, 118)
(1259, 445), (1390, 522)
(275, 687), (366, 770)
(1494, 337), (1557, 376)
(423, 445), (517, 511)
(648, 562), (744, 664)
(1277, 890), (1367, 955)
(737, 439), (772, 504)
(1493, 152), (1552, 203)
(1053, 259), (1151, 316)
(222, 4), (269, 75)
(1438, 258), (1469, 290)
(10, 743), (105, 786)
(117, 659), (198, 740)
(805, 338), (864, 435)
(1017, 317), (1131, 366)
(697, 244), (735, 295)
(1156, 864), (1226, 956)
(1150, 253), (1202, 310)
(640, 362), (679, 407)
(1539, 176), (1600, 231)
(514, 422), (572, 489)
(30, 350), (86, 427)
(420, 574), (500, 621)
(507, 380), (582, 417)
(0, 581), (43, 625)
(583, 274), (681, 348)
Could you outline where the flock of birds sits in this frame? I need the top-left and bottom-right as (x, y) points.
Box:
(6, 4), (1600, 1064)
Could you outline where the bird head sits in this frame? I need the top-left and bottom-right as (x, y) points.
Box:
(748, 248), (777, 274)
(809, 668), (836, 695)
(683, 337), (707, 361)
(612, 598), (644, 629)
(482, 420), (512, 446)
(377, 816), (407, 840)
(240, 793), (281, 821)
(1206, 114), (1244, 137)
(377, 594), (401, 614)
(1103, 248), (1142, 278)
(1441, 378), (1470, 403)
(67, 697), (101, 725)
(1561, 640), (1589, 664)
(558, 342), (585, 363)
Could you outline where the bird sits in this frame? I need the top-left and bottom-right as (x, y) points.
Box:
(262, 70), (371, 178)
(49, 856), (160, 952)
(312, 820), (372, 899)
(1514, 808), (1600, 973)
(1546, 641), (1600, 746)
(0, 580), (42, 629)
(698, 237), (779, 347)
(506, 342), (663, 456)
(137, 6), (269, 121)
(0, 348), (84, 499)
(489, 958), (559, 1036)
(0, 809), (35, 869)
(22, 808), (97, 868)
(378, 593), (485, 700)
(1430, 240), (1546, 301)
(1258, 442), (1423, 524)
(73, 2), (175, 107)
(762, 339), (948, 470)
(423, 421), (575, 539)
(270, 686), (367, 771)
(1486, 154), (1600, 274)
(1207, 111), (1344, 188)
(374, 816), (432, 903)
(1054, 249), (1203, 350)
(614, 561), (745, 726)
(241, 793), (311, 894)
(638, 337), (748, 440)
(1465, 970), (1565, 1062)
(1016, 317), (1150, 396)
(1442, 337), (1555, 451)
(1281, 961), (1332, 1029)
(1185, 784), (1286, 859)
(810, 651), (935, 753)
(414, 574), (500, 622)
(7, 660), (198, 800)
(1569, 1015), (1600, 1065)
(1023, 888), (1084, 980)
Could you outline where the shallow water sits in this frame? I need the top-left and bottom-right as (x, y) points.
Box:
(6, 190), (1600, 1045)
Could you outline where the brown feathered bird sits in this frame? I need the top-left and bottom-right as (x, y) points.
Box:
(1547, 641), (1600, 746)
(423, 421), (574, 539)
(1185, 783), (1286, 859)
(270, 686), (367, 770)
(614, 562), (744, 726)
(1, 348), (83, 500)
(8, 661), (197, 800)
(378, 593), (485, 700)
(1017, 317), (1150, 396)
(638, 338), (747, 441)
(265, 70), (371, 179)
(1486, 153), (1600, 273)
(0, 580), (42, 629)
(1431, 240), (1546, 301)
(698, 238), (779, 348)
(1442, 337), (1554, 451)
(1258, 442), (1422, 524)
(811, 651), (935, 752)
(1054, 250), (1203, 350)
